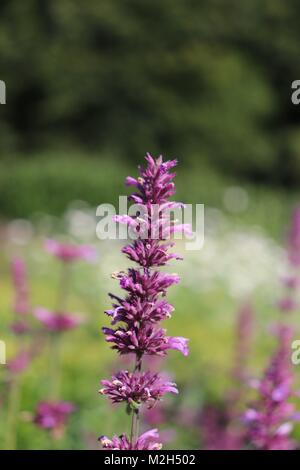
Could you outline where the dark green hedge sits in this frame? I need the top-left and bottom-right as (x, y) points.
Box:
(0, 0), (300, 183)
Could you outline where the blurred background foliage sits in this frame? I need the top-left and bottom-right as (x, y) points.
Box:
(0, 0), (300, 213)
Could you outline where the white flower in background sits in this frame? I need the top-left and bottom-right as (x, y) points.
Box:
(177, 215), (285, 300)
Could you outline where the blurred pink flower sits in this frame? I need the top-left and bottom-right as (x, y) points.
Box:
(7, 350), (31, 375)
(143, 403), (166, 425)
(281, 275), (300, 290)
(201, 404), (243, 450)
(277, 297), (297, 313)
(10, 319), (30, 335)
(34, 307), (83, 332)
(33, 400), (75, 438)
(11, 257), (29, 316)
(45, 239), (97, 263)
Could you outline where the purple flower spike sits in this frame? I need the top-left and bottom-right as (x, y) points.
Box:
(45, 239), (97, 263)
(100, 155), (189, 449)
(244, 325), (298, 450)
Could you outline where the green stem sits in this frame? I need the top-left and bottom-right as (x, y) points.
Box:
(130, 354), (142, 447)
(5, 376), (21, 450)
(56, 263), (71, 312)
(49, 335), (61, 399)
(49, 262), (72, 399)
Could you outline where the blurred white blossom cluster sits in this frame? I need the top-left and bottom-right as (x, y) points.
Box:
(175, 206), (285, 300)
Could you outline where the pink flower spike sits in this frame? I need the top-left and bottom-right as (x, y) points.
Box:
(244, 324), (298, 450)
(100, 155), (189, 449)
(45, 239), (97, 263)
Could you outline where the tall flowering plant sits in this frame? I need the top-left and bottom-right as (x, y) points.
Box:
(243, 325), (299, 450)
(242, 209), (300, 449)
(99, 154), (189, 450)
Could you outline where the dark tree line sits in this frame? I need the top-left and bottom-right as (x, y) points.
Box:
(0, 0), (300, 185)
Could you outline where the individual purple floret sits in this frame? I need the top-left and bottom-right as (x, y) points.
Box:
(99, 429), (162, 450)
(243, 325), (299, 450)
(100, 370), (178, 406)
(100, 154), (189, 449)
